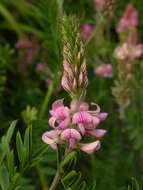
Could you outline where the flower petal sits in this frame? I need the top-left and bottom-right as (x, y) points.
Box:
(79, 141), (101, 154)
(80, 101), (89, 111)
(55, 106), (69, 120)
(52, 99), (64, 111)
(97, 112), (108, 121)
(87, 129), (106, 137)
(88, 103), (100, 116)
(49, 117), (56, 128)
(79, 124), (85, 135)
(58, 118), (70, 129)
(42, 131), (57, 150)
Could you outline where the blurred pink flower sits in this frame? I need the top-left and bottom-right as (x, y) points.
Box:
(95, 0), (104, 11)
(114, 42), (143, 61)
(94, 64), (112, 78)
(117, 4), (139, 33)
(80, 24), (94, 40)
(36, 62), (49, 73)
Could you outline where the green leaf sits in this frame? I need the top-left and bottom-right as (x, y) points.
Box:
(131, 178), (140, 190)
(8, 173), (20, 190)
(16, 132), (23, 163)
(61, 151), (77, 168)
(78, 181), (87, 190)
(6, 150), (15, 178)
(89, 181), (96, 190)
(6, 120), (17, 144)
(0, 164), (9, 190)
(24, 126), (32, 162)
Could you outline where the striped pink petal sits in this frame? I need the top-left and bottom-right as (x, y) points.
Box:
(61, 129), (81, 141)
(55, 106), (69, 120)
(72, 112), (92, 124)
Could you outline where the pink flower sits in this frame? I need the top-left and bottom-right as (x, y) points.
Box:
(80, 24), (94, 40)
(42, 130), (61, 150)
(72, 102), (107, 137)
(36, 62), (49, 73)
(117, 4), (139, 33)
(61, 129), (81, 149)
(94, 64), (112, 78)
(49, 99), (70, 129)
(79, 141), (101, 154)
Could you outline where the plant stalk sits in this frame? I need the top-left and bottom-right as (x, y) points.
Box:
(39, 82), (54, 118)
(49, 169), (60, 190)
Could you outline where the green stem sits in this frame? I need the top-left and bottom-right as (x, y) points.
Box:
(39, 82), (54, 118)
(48, 148), (72, 190)
(49, 147), (62, 190)
(49, 169), (60, 190)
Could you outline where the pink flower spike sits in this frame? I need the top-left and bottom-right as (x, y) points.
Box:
(42, 130), (60, 150)
(87, 129), (107, 138)
(79, 141), (101, 154)
(117, 4), (139, 33)
(97, 112), (108, 121)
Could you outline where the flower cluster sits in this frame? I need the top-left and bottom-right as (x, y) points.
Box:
(42, 99), (108, 154)
(117, 4), (139, 33)
(114, 42), (143, 61)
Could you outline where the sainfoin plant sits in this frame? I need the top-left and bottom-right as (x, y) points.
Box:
(41, 15), (108, 190)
